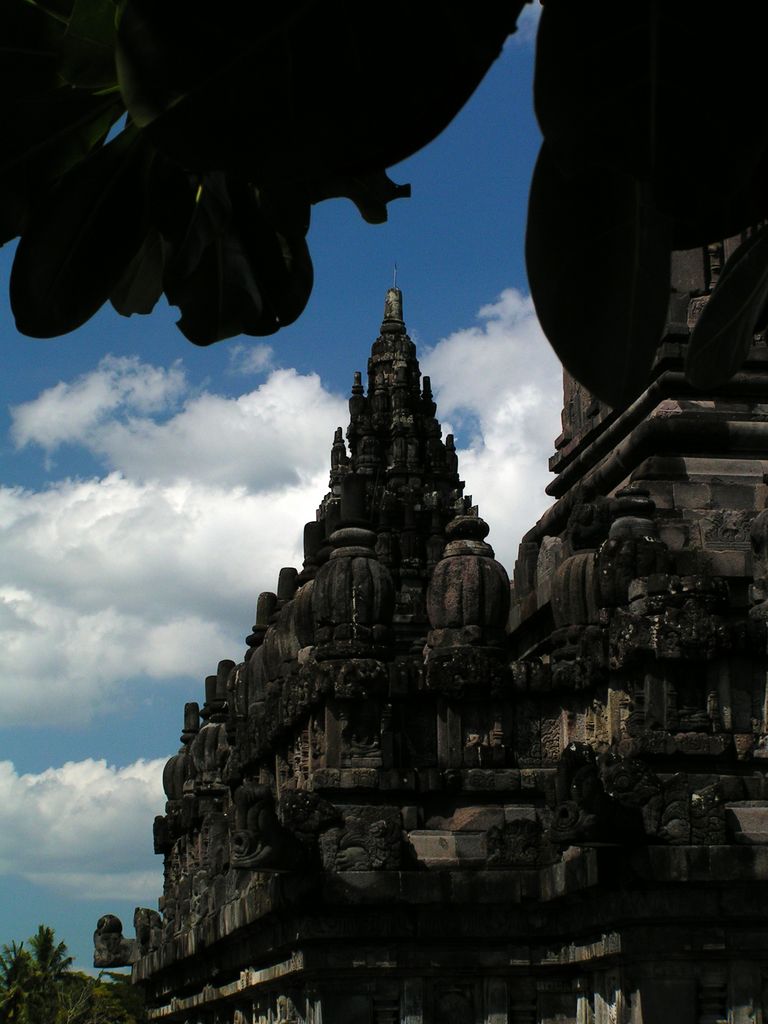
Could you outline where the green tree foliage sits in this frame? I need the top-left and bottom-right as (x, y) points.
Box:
(0, 942), (34, 1023)
(57, 972), (143, 1024)
(0, 927), (145, 1024)
(24, 925), (75, 1023)
(2, 0), (519, 346)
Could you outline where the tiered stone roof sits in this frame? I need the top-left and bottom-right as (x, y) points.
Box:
(95, 271), (768, 1024)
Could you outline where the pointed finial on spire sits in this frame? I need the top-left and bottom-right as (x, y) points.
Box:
(393, 263), (398, 289)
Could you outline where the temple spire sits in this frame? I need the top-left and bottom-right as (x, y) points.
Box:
(382, 286), (404, 333)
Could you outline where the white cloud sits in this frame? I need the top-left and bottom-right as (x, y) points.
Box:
(228, 342), (274, 375)
(1, 290), (561, 726)
(93, 371), (342, 489)
(0, 471), (328, 726)
(11, 356), (186, 452)
(11, 360), (346, 491)
(2, 358), (346, 726)
(0, 757), (165, 901)
(422, 288), (562, 571)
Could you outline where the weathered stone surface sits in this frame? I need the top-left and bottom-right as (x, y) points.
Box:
(93, 915), (136, 968)
(103, 280), (768, 1021)
(725, 801), (768, 844)
(319, 805), (402, 871)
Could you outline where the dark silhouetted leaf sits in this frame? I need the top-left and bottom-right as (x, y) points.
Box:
(146, 157), (198, 241)
(0, 1), (122, 241)
(535, 1), (653, 178)
(258, 229), (313, 328)
(165, 178), (315, 345)
(234, 183), (313, 329)
(116, 1), (518, 185)
(685, 227), (768, 389)
(308, 171), (411, 225)
(165, 229), (267, 346)
(114, 1), (288, 132)
(651, 8), (768, 227)
(161, 172), (233, 288)
(59, 0), (118, 89)
(0, 90), (121, 242)
(0, 1), (66, 97)
(664, 146), (768, 251)
(253, 181), (311, 240)
(525, 143), (671, 409)
(535, 3), (768, 244)
(11, 127), (151, 337)
(110, 227), (166, 316)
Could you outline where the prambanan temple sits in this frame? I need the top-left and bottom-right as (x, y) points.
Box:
(96, 250), (768, 1022)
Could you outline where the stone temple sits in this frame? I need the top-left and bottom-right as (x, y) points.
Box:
(96, 251), (768, 1022)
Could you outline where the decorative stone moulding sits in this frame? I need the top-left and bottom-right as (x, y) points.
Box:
(102, 278), (768, 1023)
(312, 475), (394, 660)
(426, 513), (510, 648)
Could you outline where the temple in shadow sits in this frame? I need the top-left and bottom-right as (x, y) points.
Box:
(96, 253), (768, 1022)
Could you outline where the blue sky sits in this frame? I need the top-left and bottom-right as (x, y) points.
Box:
(0, 7), (563, 969)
